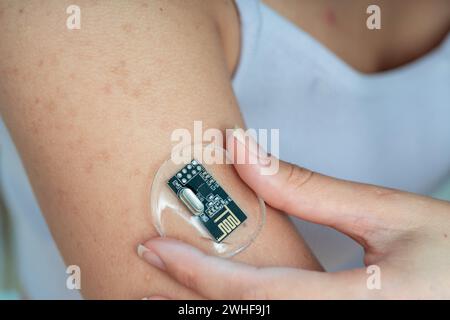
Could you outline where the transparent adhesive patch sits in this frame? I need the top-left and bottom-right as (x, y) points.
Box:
(150, 143), (265, 257)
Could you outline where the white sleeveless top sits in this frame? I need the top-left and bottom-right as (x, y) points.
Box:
(1, 0), (449, 298)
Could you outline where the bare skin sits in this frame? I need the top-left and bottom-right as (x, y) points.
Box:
(261, 0), (450, 73)
(0, 0), (448, 299)
(0, 0), (319, 299)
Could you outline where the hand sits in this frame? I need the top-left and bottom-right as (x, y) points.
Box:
(138, 128), (450, 299)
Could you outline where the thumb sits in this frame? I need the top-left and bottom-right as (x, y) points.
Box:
(138, 238), (369, 299)
(227, 127), (424, 248)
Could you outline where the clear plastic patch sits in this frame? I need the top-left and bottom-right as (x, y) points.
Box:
(150, 143), (265, 257)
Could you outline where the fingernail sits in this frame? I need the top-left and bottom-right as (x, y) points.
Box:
(137, 244), (166, 271)
(232, 126), (272, 166)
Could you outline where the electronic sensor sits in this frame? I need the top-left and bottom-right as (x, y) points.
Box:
(167, 159), (247, 242)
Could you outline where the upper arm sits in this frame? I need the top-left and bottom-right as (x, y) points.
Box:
(0, 0), (319, 299)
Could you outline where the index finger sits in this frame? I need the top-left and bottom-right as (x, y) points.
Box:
(227, 127), (434, 245)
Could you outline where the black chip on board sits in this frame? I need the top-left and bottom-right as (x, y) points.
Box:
(167, 159), (247, 242)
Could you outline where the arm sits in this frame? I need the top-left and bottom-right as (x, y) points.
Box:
(0, 0), (319, 299)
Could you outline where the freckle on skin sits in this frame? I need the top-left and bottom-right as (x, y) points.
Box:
(57, 188), (67, 201)
(445, 234), (448, 238)
(142, 78), (152, 89)
(38, 59), (44, 67)
(121, 109), (132, 119)
(67, 107), (78, 118)
(116, 79), (129, 94)
(44, 101), (57, 113)
(111, 60), (129, 77)
(9, 67), (19, 77)
(76, 137), (85, 146)
(71, 205), (80, 215)
(31, 121), (40, 135)
(97, 150), (111, 162)
(132, 88), (141, 98)
(121, 23), (133, 33)
(19, 8), (24, 14)
(79, 40), (92, 47)
(132, 169), (142, 177)
(84, 162), (94, 174)
(102, 83), (112, 95)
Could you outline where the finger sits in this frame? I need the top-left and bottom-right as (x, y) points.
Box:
(226, 127), (428, 246)
(137, 238), (369, 299)
(138, 238), (260, 299)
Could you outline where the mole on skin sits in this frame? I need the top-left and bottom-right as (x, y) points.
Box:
(324, 7), (336, 26)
